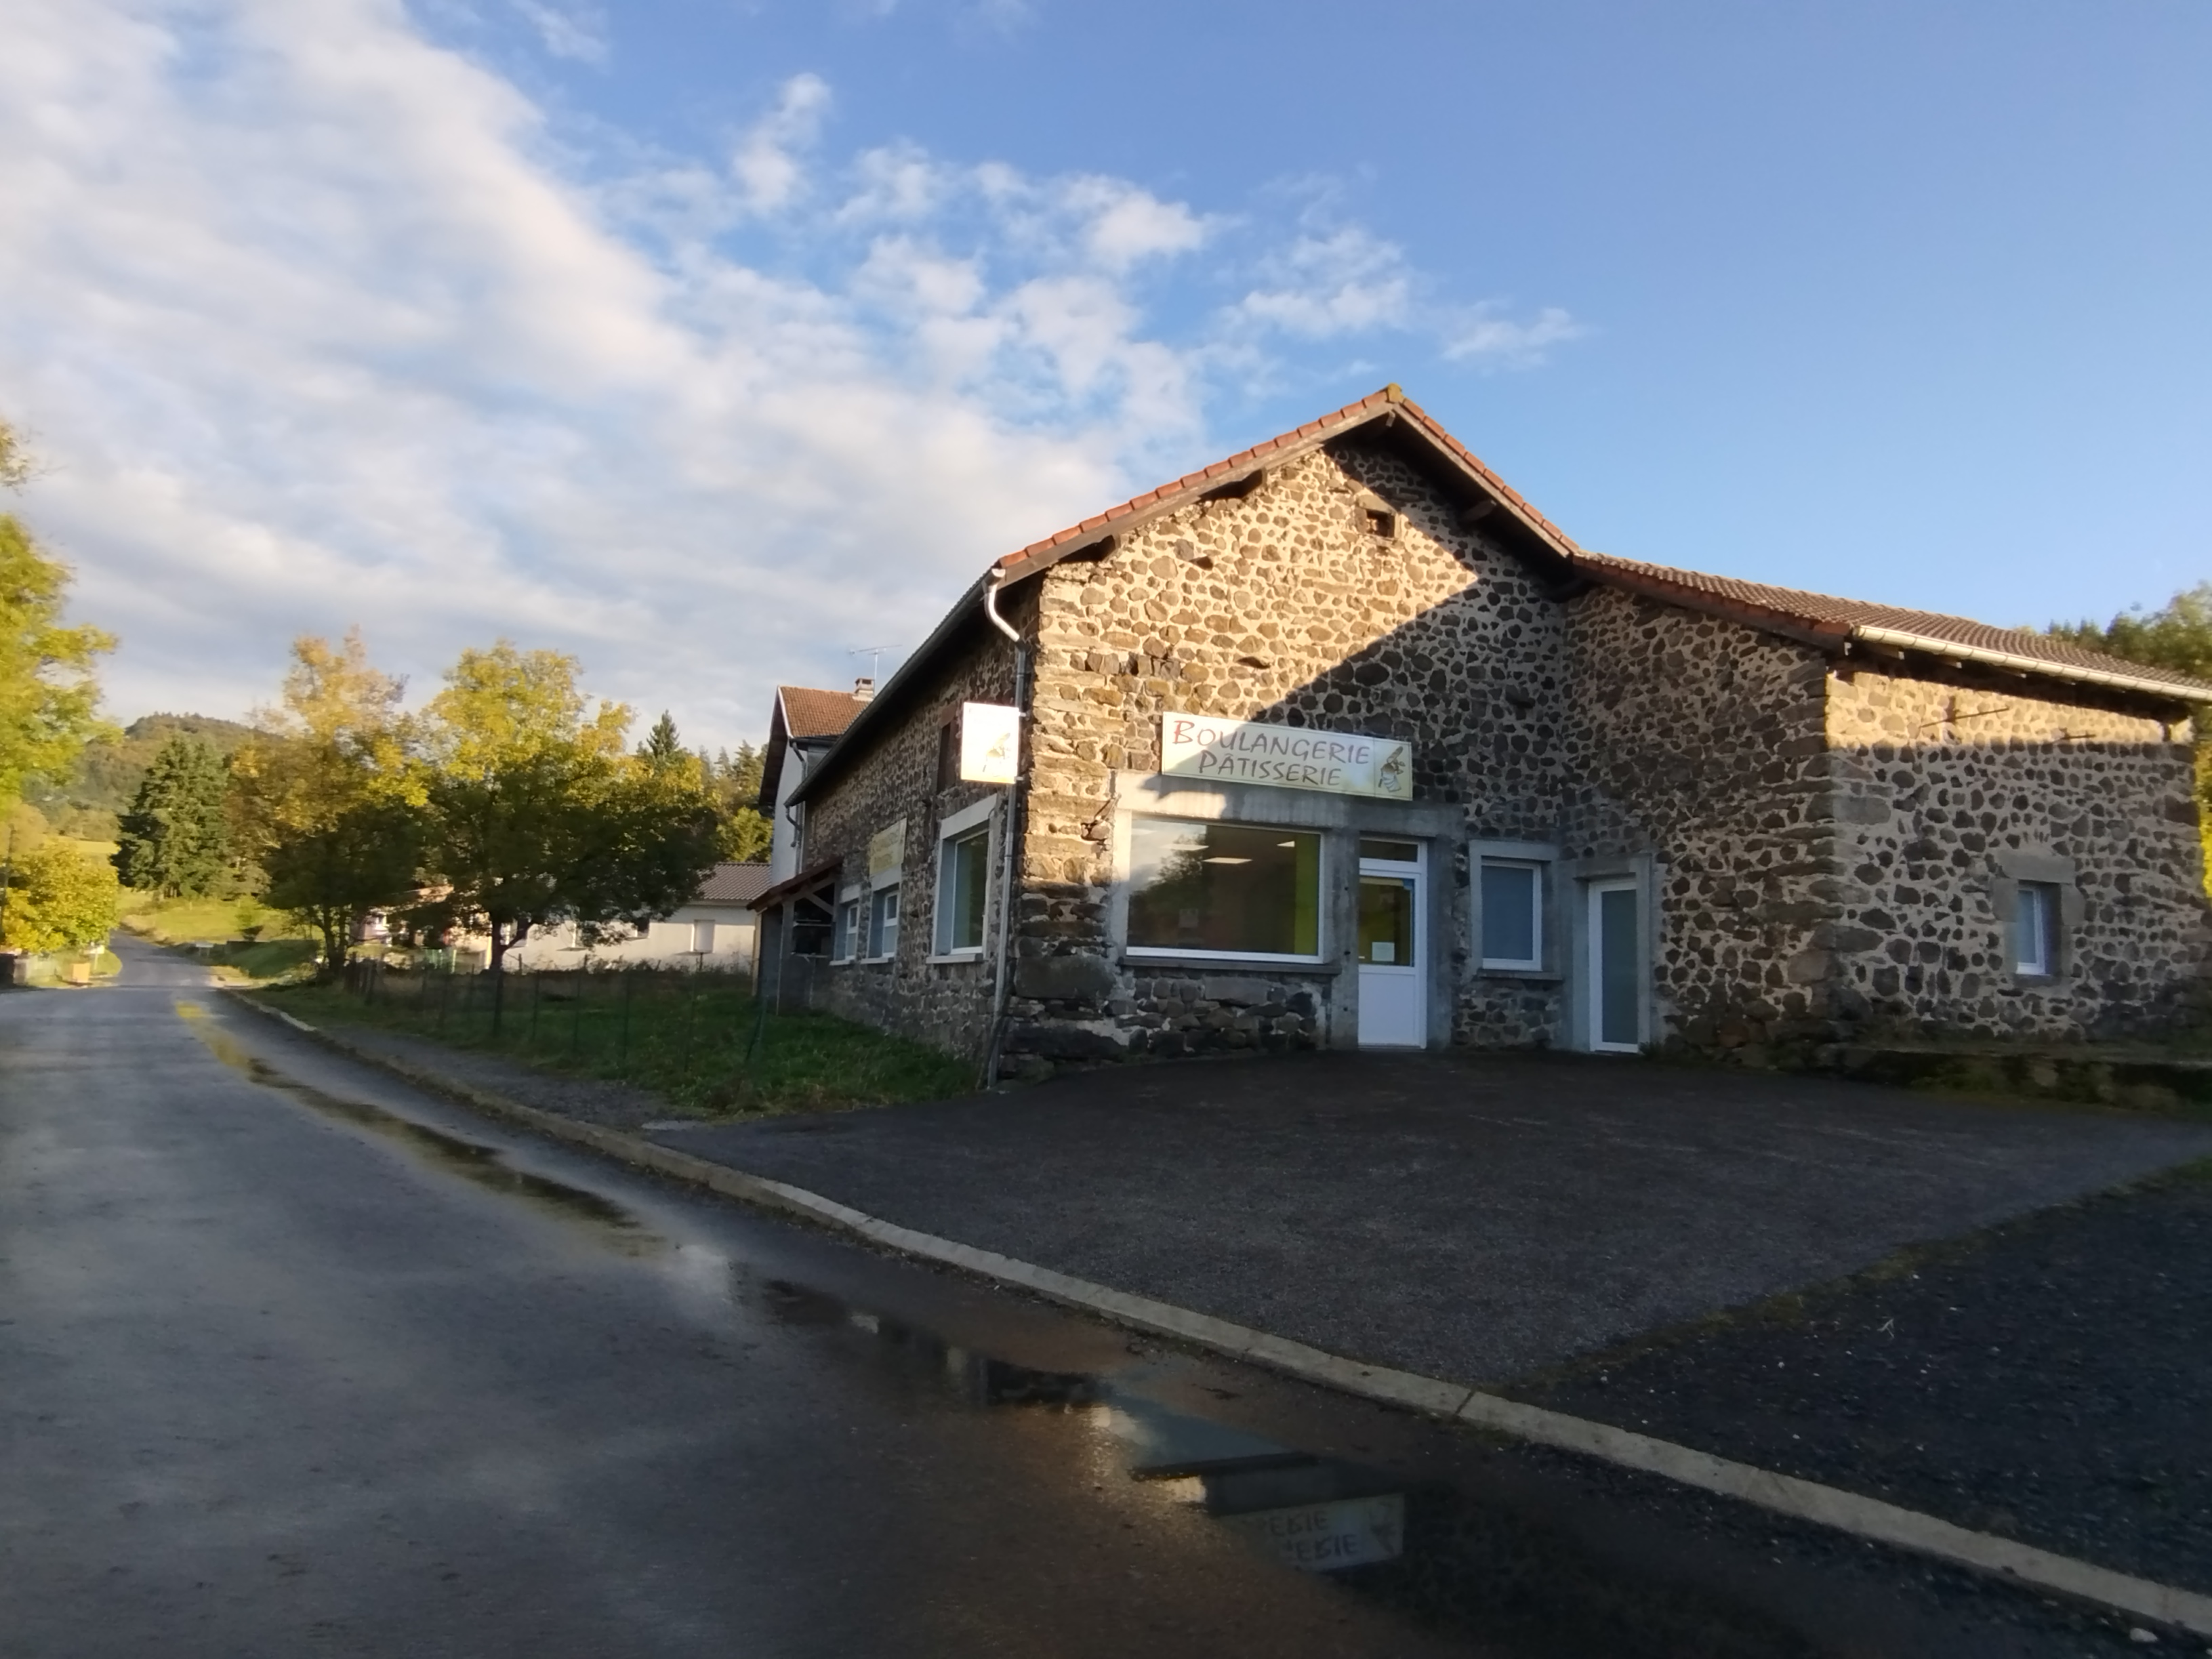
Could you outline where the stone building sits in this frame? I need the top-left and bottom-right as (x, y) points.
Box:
(756, 386), (2212, 1074)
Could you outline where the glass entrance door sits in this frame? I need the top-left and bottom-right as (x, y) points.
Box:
(1586, 878), (1643, 1052)
(1357, 839), (1425, 1048)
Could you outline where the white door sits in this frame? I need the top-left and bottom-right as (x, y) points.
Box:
(1586, 878), (1643, 1052)
(1357, 839), (1426, 1048)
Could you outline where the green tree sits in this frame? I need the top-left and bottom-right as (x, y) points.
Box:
(640, 711), (683, 766)
(414, 645), (719, 972)
(114, 734), (233, 897)
(2045, 585), (2212, 888)
(262, 798), (424, 970)
(0, 419), (114, 810)
(704, 741), (771, 862)
(230, 631), (421, 975)
(1, 840), (121, 954)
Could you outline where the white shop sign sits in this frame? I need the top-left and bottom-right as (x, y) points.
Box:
(1160, 713), (1412, 800)
(959, 701), (1021, 786)
(1217, 1493), (1406, 1573)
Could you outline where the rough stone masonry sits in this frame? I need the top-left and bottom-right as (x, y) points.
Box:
(773, 387), (2211, 1076)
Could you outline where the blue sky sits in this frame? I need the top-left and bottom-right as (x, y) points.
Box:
(4, 1), (2207, 747)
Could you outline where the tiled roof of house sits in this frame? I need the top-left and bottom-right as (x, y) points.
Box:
(1577, 552), (2212, 701)
(778, 686), (868, 739)
(695, 863), (773, 906)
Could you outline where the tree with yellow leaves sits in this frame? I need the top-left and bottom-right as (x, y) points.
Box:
(411, 642), (719, 976)
(229, 631), (425, 975)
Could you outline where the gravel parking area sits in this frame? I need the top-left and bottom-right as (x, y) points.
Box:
(653, 1048), (2212, 1387)
(1505, 1164), (2212, 1597)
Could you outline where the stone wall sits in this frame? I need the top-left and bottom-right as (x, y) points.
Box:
(1820, 666), (2206, 1040)
(798, 611), (1023, 1060)
(1557, 588), (1838, 1057)
(1009, 436), (1575, 1064)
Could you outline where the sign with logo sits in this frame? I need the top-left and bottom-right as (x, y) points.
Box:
(960, 702), (1022, 786)
(867, 819), (907, 882)
(1160, 714), (1412, 800)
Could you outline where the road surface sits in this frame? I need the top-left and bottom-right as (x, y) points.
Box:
(0, 938), (2163, 1656)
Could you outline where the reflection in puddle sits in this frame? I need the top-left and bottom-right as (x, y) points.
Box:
(176, 1001), (661, 1254)
(758, 1276), (1403, 1577)
(756, 1278), (1841, 1656)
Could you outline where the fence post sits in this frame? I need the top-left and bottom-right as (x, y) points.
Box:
(529, 971), (542, 1048)
(437, 967), (451, 1036)
(569, 969), (584, 1058)
(619, 970), (635, 1075)
(491, 961), (506, 1039)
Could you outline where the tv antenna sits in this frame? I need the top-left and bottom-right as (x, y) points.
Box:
(849, 645), (895, 682)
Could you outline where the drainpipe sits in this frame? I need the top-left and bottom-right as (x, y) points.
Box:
(981, 569), (1031, 1087)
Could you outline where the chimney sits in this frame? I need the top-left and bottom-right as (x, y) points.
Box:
(852, 676), (875, 702)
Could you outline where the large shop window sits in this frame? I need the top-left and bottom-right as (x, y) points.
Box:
(1126, 818), (1322, 960)
(936, 823), (991, 955)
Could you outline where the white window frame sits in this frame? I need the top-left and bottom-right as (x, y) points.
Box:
(1469, 840), (1556, 977)
(2014, 882), (2058, 977)
(1121, 813), (1326, 965)
(831, 886), (861, 964)
(930, 797), (998, 962)
(865, 884), (901, 963)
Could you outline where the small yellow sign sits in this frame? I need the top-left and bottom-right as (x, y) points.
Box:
(867, 819), (907, 880)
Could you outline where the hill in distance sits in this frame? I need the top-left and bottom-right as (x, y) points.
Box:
(24, 713), (256, 840)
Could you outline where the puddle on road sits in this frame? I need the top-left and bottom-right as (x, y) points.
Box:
(174, 1001), (661, 1254)
(750, 1279), (1839, 1656)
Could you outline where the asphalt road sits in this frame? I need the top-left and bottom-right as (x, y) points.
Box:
(0, 939), (2182, 1656)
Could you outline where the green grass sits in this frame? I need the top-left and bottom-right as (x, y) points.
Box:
(269, 968), (975, 1118)
(118, 892), (307, 947)
(208, 938), (323, 984)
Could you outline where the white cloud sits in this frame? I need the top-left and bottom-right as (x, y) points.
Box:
(510, 0), (606, 63)
(730, 72), (832, 216)
(1443, 304), (1586, 367)
(0, 0), (1581, 749)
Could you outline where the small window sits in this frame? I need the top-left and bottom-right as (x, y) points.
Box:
(1363, 508), (1396, 539)
(832, 897), (859, 962)
(935, 718), (958, 794)
(1126, 818), (1321, 959)
(1359, 837), (1420, 864)
(936, 823), (991, 954)
(867, 885), (901, 960)
(1480, 860), (1544, 970)
(2015, 882), (2059, 977)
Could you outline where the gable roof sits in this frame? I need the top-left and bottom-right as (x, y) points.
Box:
(695, 863), (773, 907)
(779, 685), (868, 740)
(758, 683), (874, 812)
(793, 387), (2207, 800)
(1578, 552), (2212, 702)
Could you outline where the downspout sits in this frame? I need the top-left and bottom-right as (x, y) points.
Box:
(981, 569), (1031, 1087)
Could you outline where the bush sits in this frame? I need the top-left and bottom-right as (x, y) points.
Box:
(1, 842), (121, 953)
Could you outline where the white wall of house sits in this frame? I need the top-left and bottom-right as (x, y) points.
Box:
(489, 903), (760, 972)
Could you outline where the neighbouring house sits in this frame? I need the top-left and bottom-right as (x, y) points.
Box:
(754, 385), (2212, 1076)
(483, 861), (772, 973)
(762, 681), (874, 883)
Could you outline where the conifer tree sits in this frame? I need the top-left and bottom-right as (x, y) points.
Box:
(114, 735), (232, 897)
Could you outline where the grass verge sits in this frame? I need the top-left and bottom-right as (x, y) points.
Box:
(268, 969), (974, 1118)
